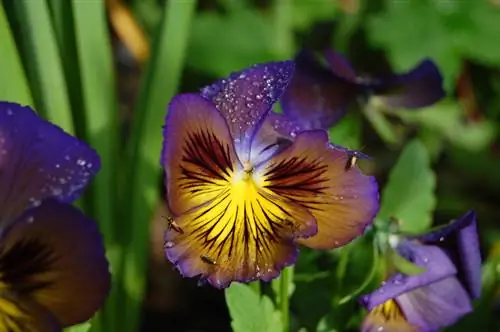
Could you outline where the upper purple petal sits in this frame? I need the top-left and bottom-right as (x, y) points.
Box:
(0, 102), (100, 226)
(397, 276), (473, 331)
(373, 59), (445, 109)
(360, 242), (457, 310)
(414, 210), (482, 299)
(201, 61), (295, 160)
(280, 50), (362, 129)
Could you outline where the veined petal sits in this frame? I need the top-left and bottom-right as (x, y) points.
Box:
(397, 276), (473, 331)
(415, 210), (481, 299)
(0, 200), (110, 326)
(280, 50), (362, 129)
(361, 299), (419, 332)
(373, 60), (445, 109)
(0, 292), (60, 332)
(162, 94), (241, 216)
(258, 130), (379, 249)
(360, 243), (457, 310)
(165, 176), (316, 289)
(0, 102), (100, 227)
(201, 61), (295, 159)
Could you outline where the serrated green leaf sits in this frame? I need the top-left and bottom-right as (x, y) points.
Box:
(226, 283), (283, 332)
(389, 248), (426, 275)
(377, 139), (436, 233)
(291, 0), (338, 31)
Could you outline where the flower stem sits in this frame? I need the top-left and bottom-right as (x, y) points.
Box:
(279, 266), (293, 332)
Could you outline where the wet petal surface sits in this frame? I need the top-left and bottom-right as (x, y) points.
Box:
(0, 102), (100, 226)
(201, 61), (295, 159)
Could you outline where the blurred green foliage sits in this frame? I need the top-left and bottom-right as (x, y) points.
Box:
(1, 0), (500, 331)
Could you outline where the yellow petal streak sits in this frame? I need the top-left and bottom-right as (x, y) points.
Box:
(362, 300), (418, 332)
(165, 170), (316, 288)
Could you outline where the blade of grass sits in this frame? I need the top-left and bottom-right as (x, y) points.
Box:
(0, 3), (33, 105)
(47, 0), (86, 138)
(122, 0), (197, 330)
(71, 1), (119, 330)
(10, 0), (74, 133)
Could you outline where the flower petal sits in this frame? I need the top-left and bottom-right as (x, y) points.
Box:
(258, 130), (379, 249)
(360, 242), (457, 310)
(0, 102), (100, 226)
(162, 94), (241, 215)
(415, 210), (481, 299)
(397, 276), (473, 331)
(280, 50), (362, 129)
(324, 49), (357, 81)
(0, 199), (110, 326)
(0, 292), (61, 331)
(165, 179), (316, 289)
(361, 299), (419, 332)
(201, 61), (295, 159)
(373, 60), (445, 109)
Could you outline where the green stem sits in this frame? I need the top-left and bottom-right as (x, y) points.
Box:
(121, 1), (197, 330)
(279, 266), (293, 332)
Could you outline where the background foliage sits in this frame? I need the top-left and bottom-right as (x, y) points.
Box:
(1, 0), (499, 331)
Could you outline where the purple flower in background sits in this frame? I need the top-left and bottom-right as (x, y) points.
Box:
(360, 211), (481, 332)
(161, 61), (379, 288)
(280, 49), (445, 130)
(0, 102), (110, 330)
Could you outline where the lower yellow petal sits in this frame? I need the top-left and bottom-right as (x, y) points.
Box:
(165, 173), (316, 288)
(362, 299), (418, 332)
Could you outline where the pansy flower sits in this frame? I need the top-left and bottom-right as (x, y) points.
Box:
(360, 211), (481, 331)
(0, 102), (110, 330)
(161, 61), (379, 288)
(280, 49), (445, 130)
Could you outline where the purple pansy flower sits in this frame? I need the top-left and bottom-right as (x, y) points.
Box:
(0, 102), (110, 330)
(161, 61), (379, 289)
(360, 211), (481, 332)
(280, 49), (445, 130)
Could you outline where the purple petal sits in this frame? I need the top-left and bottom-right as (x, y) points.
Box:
(280, 50), (362, 129)
(374, 60), (445, 109)
(360, 242), (457, 310)
(415, 211), (482, 299)
(324, 49), (357, 80)
(0, 102), (100, 225)
(201, 61), (295, 160)
(397, 276), (473, 331)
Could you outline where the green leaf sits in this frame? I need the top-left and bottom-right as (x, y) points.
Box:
(389, 248), (426, 275)
(396, 101), (496, 152)
(187, 8), (275, 77)
(64, 322), (91, 332)
(0, 4), (33, 105)
(367, 0), (460, 92)
(291, 0), (338, 31)
(328, 112), (362, 150)
(377, 139), (436, 233)
(226, 283), (283, 332)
